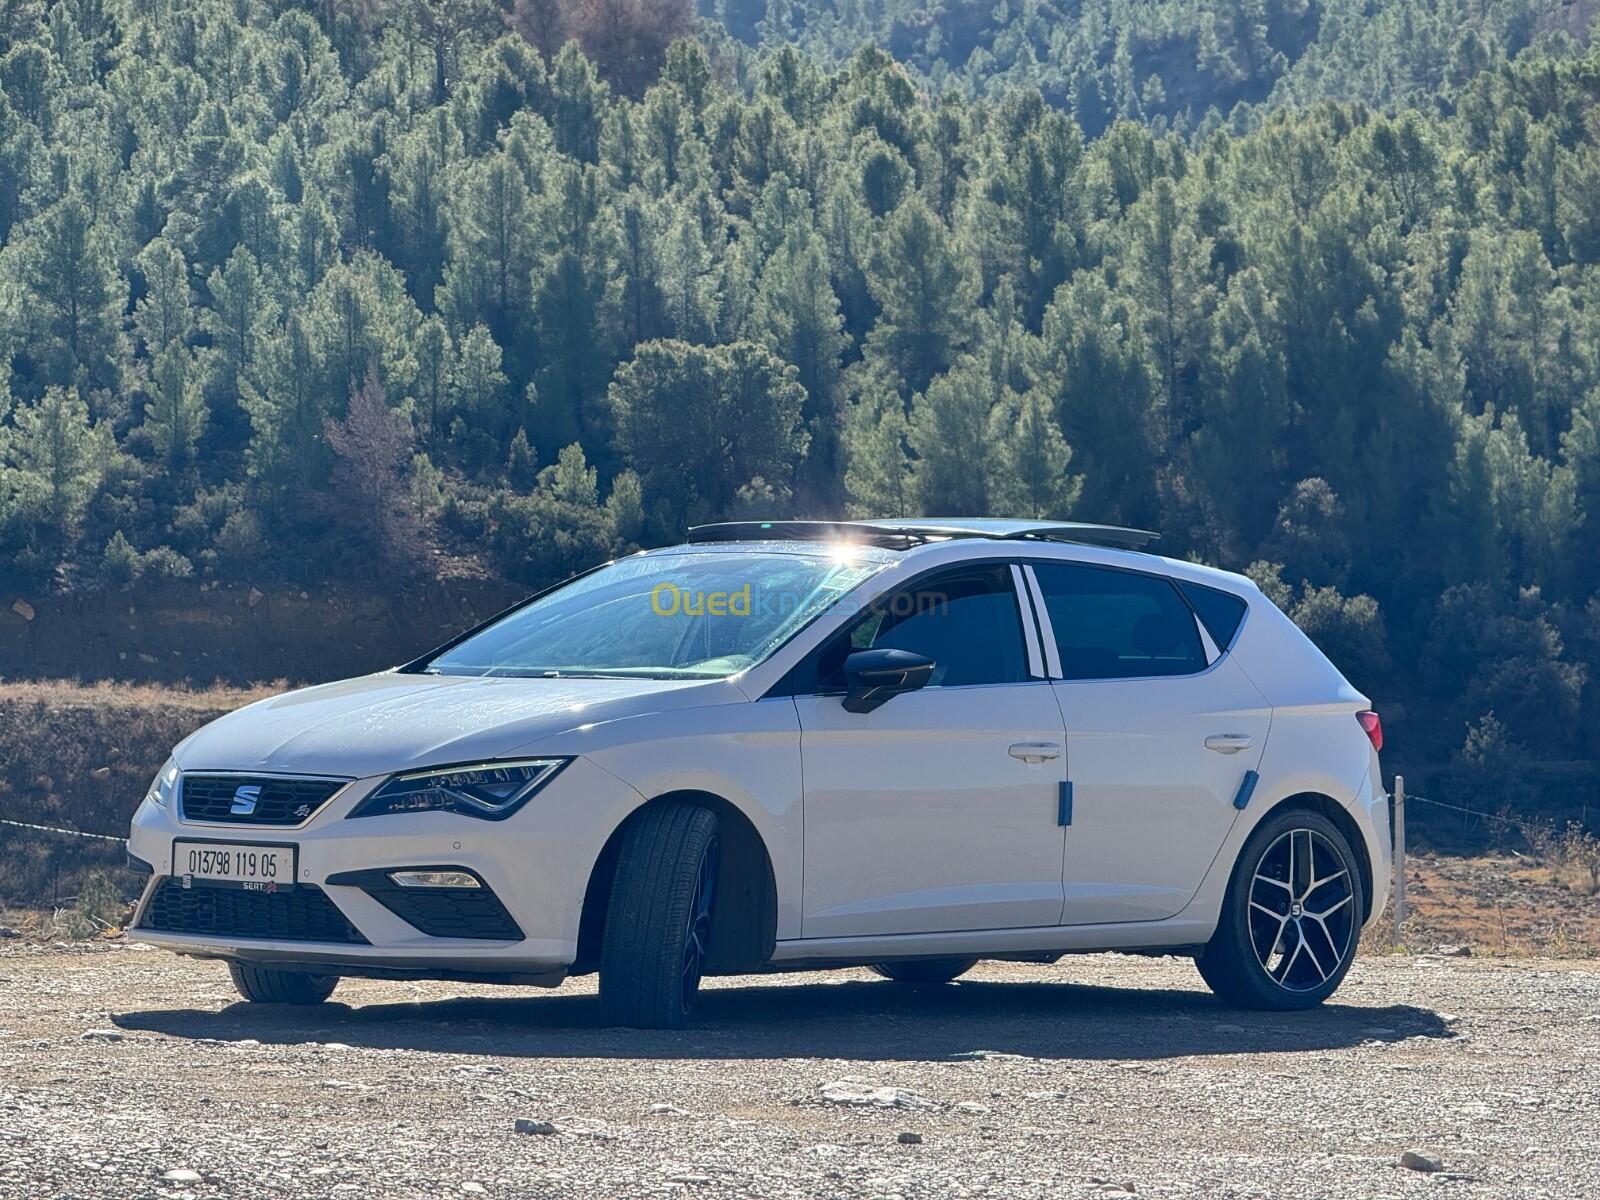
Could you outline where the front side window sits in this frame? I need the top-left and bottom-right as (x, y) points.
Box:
(1032, 561), (1207, 680)
(811, 564), (1029, 690)
(421, 545), (894, 679)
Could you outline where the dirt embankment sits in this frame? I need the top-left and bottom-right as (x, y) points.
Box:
(0, 578), (524, 687)
(0, 682), (282, 904)
(1, 947), (1596, 1199)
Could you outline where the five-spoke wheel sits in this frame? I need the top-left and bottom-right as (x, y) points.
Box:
(1198, 807), (1364, 1010)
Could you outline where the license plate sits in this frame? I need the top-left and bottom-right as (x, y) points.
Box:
(174, 841), (296, 891)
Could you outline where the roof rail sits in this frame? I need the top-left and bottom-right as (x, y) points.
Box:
(684, 519), (1160, 551)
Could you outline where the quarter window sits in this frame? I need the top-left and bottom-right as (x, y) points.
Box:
(1032, 562), (1208, 680)
(1177, 580), (1248, 650)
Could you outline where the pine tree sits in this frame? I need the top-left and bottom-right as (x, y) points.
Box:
(608, 339), (807, 534)
(988, 389), (1081, 518)
(13, 195), (124, 387)
(908, 358), (995, 515)
(752, 227), (847, 501)
(863, 198), (978, 398)
(1, 385), (111, 550)
(145, 344), (207, 467)
(201, 247), (275, 406)
(842, 382), (914, 518)
(133, 238), (193, 356)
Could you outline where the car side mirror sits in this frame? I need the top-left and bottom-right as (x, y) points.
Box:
(841, 649), (936, 713)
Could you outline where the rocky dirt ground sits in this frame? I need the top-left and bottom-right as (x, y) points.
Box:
(2, 944), (1597, 1200)
(1395, 854), (1600, 957)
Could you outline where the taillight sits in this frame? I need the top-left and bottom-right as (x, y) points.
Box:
(1356, 710), (1382, 753)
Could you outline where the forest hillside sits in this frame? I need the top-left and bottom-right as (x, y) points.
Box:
(1, 0), (1598, 799)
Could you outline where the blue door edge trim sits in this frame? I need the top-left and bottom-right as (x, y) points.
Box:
(1058, 780), (1073, 826)
(1232, 769), (1259, 811)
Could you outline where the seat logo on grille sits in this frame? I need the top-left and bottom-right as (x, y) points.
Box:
(230, 784), (262, 816)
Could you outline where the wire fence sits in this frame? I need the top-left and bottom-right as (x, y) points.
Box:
(0, 816), (128, 843)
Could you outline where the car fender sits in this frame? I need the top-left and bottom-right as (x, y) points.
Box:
(516, 697), (804, 940)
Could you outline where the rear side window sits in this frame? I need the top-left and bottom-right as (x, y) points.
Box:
(1032, 562), (1207, 680)
(1177, 580), (1248, 650)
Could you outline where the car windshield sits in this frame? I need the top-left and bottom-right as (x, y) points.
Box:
(420, 544), (895, 679)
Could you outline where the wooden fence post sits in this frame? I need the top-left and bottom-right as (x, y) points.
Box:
(1393, 775), (1406, 939)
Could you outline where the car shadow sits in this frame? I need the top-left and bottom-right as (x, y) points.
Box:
(114, 973), (1454, 1062)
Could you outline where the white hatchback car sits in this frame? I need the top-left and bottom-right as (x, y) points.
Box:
(127, 519), (1389, 1027)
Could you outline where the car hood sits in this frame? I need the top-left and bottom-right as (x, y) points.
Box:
(173, 672), (745, 779)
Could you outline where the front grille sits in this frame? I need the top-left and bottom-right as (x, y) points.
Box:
(179, 775), (347, 826)
(139, 880), (368, 944)
(368, 886), (524, 941)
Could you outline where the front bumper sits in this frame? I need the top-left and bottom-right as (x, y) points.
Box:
(124, 756), (644, 981)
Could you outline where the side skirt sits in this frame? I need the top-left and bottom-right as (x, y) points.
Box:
(769, 916), (1217, 964)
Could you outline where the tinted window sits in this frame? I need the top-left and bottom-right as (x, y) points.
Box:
(813, 565), (1028, 690)
(1177, 580), (1248, 650)
(1032, 562), (1207, 680)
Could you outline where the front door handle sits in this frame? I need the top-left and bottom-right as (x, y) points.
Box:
(1009, 741), (1061, 763)
(1204, 733), (1253, 754)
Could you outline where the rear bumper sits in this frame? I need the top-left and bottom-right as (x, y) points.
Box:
(1356, 756), (1392, 930)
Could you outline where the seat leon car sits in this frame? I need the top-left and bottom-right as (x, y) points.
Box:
(127, 518), (1390, 1027)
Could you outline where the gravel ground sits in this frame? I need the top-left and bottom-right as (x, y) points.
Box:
(2, 943), (1597, 1199)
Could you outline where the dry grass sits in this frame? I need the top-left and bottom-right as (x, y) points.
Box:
(0, 678), (282, 710)
(0, 679), (283, 905)
(1374, 853), (1600, 958)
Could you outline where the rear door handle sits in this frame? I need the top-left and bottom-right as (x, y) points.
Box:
(1009, 741), (1061, 763)
(1204, 734), (1253, 754)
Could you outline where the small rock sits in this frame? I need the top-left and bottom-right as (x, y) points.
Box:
(461, 1184), (486, 1195)
(952, 1049), (1031, 1061)
(649, 1103), (688, 1116)
(81, 1029), (124, 1042)
(1401, 1150), (1444, 1173)
(161, 1168), (202, 1183)
(11, 599), (34, 621)
(514, 1119), (559, 1136)
(90, 767), (112, 780)
(818, 1079), (934, 1109)
(0, 927), (20, 939)
(953, 1101), (991, 1115)
(248, 588), (264, 608)
(897, 1131), (923, 1145)
(1432, 944), (1472, 958)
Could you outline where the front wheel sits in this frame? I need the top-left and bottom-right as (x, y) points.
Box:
(1197, 808), (1364, 1011)
(869, 957), (979, 983)
(599, 801), (721, 1029)
(228, 963), (337, 1005)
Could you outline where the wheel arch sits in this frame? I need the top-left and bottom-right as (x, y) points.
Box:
(573, 789), (779, 975)
(1254, 791), (1375, 923)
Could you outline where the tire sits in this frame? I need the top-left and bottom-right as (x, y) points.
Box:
(599, 801), (721, 1029)
(869, 957), (979, 983)
(227, 962), (338, 1005)
(1197, 807), (1365, 1011)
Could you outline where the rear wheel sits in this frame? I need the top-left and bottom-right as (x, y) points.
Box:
(1197, 807), (1364, 1010)
(599, 801), (721, 1029)
(869, 957), (979, 984)
(227, 963), (337, 1005)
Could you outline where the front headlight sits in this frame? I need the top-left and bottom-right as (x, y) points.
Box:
(145, 759), (180, 810)
(347, 758), (570, 821)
